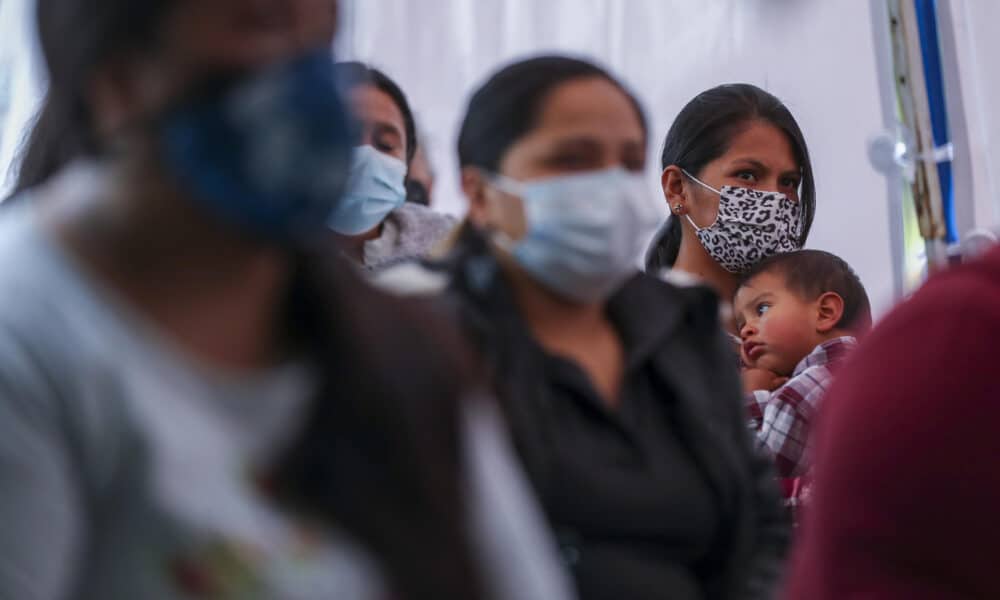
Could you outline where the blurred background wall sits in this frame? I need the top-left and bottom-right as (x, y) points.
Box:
(3, 0), (998, 316)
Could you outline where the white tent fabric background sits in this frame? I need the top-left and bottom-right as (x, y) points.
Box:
(4, 1), (998, 316)
(0, 0), (44, 190)
(338, 0), (896, 314)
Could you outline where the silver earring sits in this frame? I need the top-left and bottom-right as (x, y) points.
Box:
(673, 203), (684, 214)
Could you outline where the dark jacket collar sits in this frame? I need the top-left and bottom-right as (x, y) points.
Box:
(441, 226), (721, 370)
(436, 229), (789, 596)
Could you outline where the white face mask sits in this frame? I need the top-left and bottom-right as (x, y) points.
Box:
(489, 167), (659, 304)
(328, 145), (407, 235)
(682, 169), (804, 273)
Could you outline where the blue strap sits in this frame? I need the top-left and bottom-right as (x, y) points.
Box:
(915, 0), (957, 243)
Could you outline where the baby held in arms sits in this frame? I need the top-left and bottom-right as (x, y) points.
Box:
(735, 250), (871, 510)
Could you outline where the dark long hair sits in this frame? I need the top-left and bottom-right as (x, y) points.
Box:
(334, 61), (418, 167)
(9, 96), (91, 197)
(8, 2), (172, 197)
(29, 1), (483, 598)
(458, 55), (647, 171)
(646, 83), (816, 270)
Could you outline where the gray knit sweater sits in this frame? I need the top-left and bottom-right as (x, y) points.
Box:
(362, 202), (458, 272)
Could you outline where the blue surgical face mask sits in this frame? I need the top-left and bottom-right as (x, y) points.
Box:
(328, 145), (407, 235)
(489, 167), (659, 304)
(159, 49), (354, 242)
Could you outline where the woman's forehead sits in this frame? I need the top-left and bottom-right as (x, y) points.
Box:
(722, 121), (799, 172)
(164, 0), (337, 69)
(532, 78), (645, 141)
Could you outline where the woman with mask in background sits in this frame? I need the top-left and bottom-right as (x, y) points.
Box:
(383, 55), (789, 600)
(645, 84), (816, 332)
(645, 85), (817, 520)
(0, 1), (573, 599)
(330, 62), (457, 272)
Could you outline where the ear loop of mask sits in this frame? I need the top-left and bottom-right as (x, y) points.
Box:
(480, 169), (524, 252)
(678, 168), (722, 231)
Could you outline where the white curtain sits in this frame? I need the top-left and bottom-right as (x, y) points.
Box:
(1, 0), (967, 314)
(339, 0), (897, 313)
(0, 0), (44, 193)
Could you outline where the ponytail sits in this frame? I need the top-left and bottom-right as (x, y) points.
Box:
(8, 87), (96, 199)
(645, 216), (683, 272)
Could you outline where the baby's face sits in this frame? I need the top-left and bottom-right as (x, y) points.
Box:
(734, 272), (822, 376)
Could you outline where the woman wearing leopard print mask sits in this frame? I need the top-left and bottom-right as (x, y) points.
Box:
(645, 84), (815, 332)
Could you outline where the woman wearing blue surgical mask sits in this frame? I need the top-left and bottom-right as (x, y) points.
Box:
(382, 56), (790, 600)
(0, 2), (574, 599)
(646, 84), (816, 327)
(329, 62), (457, 271)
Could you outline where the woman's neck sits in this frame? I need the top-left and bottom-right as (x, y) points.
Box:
(44, 161), (292, 371)
(673, 236), (739, 304)
(500, 259), (625, 409)
(501, 261), (607, 342)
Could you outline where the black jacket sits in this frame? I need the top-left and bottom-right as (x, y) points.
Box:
(383, 233), (790, 599)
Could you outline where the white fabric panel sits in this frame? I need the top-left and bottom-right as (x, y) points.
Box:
(340, 0), (895, 314)
(949, 0), (1000, 231)
(0, 0), (44, 193)
(0, 0), (901, 314)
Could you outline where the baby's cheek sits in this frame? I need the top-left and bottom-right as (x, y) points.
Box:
(759, 319), (803, 372)
(754, 354), (789, 377)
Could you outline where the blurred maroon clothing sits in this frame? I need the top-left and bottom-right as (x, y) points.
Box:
(786, 245), (1000, 599)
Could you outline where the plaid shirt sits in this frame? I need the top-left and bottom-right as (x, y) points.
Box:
(746, 336), (857, 478)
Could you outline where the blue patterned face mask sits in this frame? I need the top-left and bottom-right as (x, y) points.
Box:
(159, 49), (354, 242)
(328, 145), (407, 235)
(489, 167), (659, 304)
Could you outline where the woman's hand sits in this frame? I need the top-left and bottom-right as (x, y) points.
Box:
(742, 368), (788, 394)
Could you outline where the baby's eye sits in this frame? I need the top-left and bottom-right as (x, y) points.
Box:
(756, 303), (771, 316)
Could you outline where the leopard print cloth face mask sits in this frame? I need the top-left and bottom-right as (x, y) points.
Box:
(681, 169), (804, 274)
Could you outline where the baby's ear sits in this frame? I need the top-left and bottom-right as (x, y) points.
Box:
(815, 292), (845, 333)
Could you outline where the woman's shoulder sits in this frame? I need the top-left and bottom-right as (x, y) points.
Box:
(622, 270), (723, 327)
(391, 202), (459, 232)
(0, 203), (90, 357)
(381, 203), (458, 256)
(370, 259), (451, 297)
(370, 225), (485, 298)
(0, 196), (163, 454)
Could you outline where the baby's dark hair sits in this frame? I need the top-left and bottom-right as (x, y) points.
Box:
(740, 250), (872, 333)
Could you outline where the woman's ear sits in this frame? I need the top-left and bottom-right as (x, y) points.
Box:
(88, 59), (144, 142)
(461, 167), (490, 228)
(662, 165), (689, 216)
(815, 291), (846, 333)
(88, 54), (172, 145)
